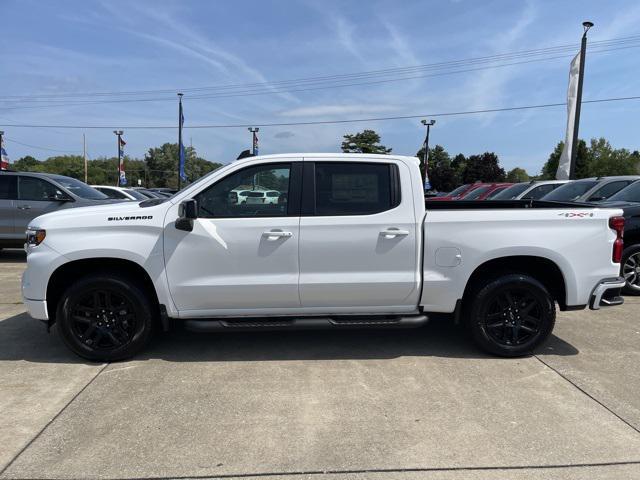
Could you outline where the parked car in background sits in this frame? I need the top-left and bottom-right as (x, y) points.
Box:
(244, 190), (282, 204)
(92, 185), (148, 201)
(0, 172), (114, 250)
(132, 187), (166, 199)
(150, 188), (177, 196)
(598, 180), (640, 295)
(491, 180), (568, 200)
(426, 183), (481, 201)
(541, 176), (640, 203)
(460, 183), (513, 200)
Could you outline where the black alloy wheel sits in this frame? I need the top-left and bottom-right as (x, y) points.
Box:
(465, 273), (556, 357)
(57, 275), (154, 361)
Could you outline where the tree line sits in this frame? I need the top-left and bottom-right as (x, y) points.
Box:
(9, 132), (640, 192)
(341, 129), (640, 192)
(11, 143), (222, 189)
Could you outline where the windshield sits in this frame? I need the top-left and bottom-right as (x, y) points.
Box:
(607, 181), (640, 202)
(462, 186), (490, 200)
(446, 184), (469, 197)
(55, 177), (109, 200)
(542, 180), (598, 201)
(491, 183), (530, 200)
(123, 189), (148, 200)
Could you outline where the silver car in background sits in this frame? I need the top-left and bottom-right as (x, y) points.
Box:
(541, 176), (640, 203)
(0, 171), (117, 250)
(491, 180), (568, 200)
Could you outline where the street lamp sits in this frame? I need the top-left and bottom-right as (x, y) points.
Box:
(248, 127), (259, 156)
(420, 119), (436, 190)
(113, 130), (124, 187)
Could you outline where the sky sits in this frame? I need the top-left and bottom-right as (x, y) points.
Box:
(1, 0), (639, 176)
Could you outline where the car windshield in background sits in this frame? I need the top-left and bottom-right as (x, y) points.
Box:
(446, 184), (469, 197)
(607, 181), (640, 203)
(55, 177), (109, 200)
(542, 180), (598, 201)
(124, 189), (148, 200)
(462, 186), (490, 200)
(491, 183), (529, 200)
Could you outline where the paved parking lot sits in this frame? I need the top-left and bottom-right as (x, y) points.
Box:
(1, 248), (639, 480)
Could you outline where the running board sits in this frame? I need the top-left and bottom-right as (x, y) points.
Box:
(183, 314), (429, 332)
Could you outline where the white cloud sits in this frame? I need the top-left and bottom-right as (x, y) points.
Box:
(279, 104), (401, 117)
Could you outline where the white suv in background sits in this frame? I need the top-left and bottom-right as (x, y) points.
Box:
(92, 185), (148, 201)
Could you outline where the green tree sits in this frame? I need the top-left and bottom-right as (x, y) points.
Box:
(415, 145), (459, 191)
(506, 167), (530, 183)
(13, 155), (40, 171)
(145, 143), (221, 189)
(540, 139), (588, 179)
(341, 129), (391, 154)
(462, 152), (505, 183)
(587, 137), (639, 177)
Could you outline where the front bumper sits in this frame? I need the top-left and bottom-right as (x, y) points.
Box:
(589, 277), (625, 310)
(24, 298), (49, 320)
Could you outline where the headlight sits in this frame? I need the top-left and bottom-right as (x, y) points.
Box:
(26, 228), (46, 247)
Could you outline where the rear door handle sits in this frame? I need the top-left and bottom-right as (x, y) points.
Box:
(262, 230), (293, 239)
(17, 205), (32, 210)
(380, 228), (409, 238)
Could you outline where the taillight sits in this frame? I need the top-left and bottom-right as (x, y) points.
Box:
(609, 216), (625, 263)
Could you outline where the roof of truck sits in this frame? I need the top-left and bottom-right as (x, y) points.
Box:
(245, 153), (420, 163)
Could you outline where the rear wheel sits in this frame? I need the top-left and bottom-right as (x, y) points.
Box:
(465, 273), (555, 357)
(621, 245), (640, 296)
(56, 274), (154, 361)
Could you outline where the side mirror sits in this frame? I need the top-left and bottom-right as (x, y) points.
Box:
(175, 199), (198, 232)
(51, 191), (72, 202)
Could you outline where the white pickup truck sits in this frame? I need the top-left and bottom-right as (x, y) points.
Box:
(22, 154), (626, 361)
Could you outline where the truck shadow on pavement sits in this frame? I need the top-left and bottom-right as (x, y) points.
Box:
(0, 312), (579, 364)
(0, 249), (26, 263)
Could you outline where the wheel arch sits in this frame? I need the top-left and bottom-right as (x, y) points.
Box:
(46, 258), (162, 327)
(462, 255), (567, 310)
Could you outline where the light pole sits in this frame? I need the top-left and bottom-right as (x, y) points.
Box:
(248, 127), (259, 156)
(420, 119), (436, 190)
(569, 21), (593, 180)
(113, 130), (123, 187)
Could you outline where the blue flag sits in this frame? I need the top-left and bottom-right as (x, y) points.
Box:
(178, 100), (187, 181)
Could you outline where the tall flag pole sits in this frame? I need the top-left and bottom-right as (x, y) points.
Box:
(0, 131), (9, 170)
(556, 21), (593, 180)
(178, 93), (186, 190)
(113, 130), (125, 186)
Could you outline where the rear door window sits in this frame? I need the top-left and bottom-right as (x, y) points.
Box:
(587, 181), (634, 201)
(313, 162), (398, 215)
(0, 176), (17, 200)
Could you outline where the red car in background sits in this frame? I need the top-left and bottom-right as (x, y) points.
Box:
(426, 183), (479, 201)
(460, 183), (514, 200)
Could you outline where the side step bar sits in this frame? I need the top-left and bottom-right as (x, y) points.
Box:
(183, 314), (429, 332)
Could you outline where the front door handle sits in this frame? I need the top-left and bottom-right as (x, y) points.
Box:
(262, 230), (293, 239)
(380, 228), (409, 238)
(17, 205), (32, 210)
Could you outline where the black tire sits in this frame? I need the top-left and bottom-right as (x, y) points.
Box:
(56, 274), (155, 362)
(621, 245), (640, 296)
(464, 273), (556, 357)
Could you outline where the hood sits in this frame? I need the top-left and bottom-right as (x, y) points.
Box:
(28, 198), (172, 229)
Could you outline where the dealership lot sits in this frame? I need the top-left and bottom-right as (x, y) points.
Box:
(1, 249), (639, 480)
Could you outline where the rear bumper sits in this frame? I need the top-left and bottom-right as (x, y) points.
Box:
(24, 298), (48, 320)
(589, 277), (625, 310)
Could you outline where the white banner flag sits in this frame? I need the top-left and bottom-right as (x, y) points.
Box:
(556, 52), (581, 180)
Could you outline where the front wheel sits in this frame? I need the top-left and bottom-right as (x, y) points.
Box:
(56, 274), (155, 361)
(621, 245), (640, 296)
(464, 273), (556, 357)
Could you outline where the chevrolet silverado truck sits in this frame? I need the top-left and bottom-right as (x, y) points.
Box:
(21, 154), (626, 361)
